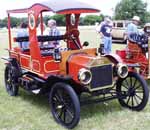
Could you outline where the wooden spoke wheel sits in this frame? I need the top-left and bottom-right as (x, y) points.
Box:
(49, 83), (80, 129)
(4, 64), (19, 96)
(116, 72), (149, 111)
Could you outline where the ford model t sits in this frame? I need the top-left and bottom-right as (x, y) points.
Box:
(2, 0), (149, 128)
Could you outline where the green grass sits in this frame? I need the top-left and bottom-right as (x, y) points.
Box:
(0, 27), (150, 130)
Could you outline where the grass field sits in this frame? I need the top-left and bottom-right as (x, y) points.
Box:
(0, 27), (150, 130)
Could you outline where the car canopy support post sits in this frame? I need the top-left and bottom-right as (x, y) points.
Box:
(148, 37), (150, 78)
(40, 12), (44, 35)
(66, 14), (82, 50)
(7, 13), (12, 50)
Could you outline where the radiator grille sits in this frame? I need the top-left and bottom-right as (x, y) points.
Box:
(90, 64), (113, 90)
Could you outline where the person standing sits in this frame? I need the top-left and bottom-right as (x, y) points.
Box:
(99, 17), (112, 54)
(124, 16), (140, 58)
(126, 16), (140, 36)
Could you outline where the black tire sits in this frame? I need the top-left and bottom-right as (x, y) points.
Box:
(49, 82), (80, 129)
(116, 72), (149, 111)
(4, 64), (19, 96)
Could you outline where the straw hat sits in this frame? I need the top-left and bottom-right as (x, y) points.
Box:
(144, 23), (150, 28)
(132, 16), (140, 22)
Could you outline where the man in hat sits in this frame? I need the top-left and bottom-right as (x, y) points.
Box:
(99, 16), (113, 54)
(124, 16), (140, 58)
(126, 16), (140, 36)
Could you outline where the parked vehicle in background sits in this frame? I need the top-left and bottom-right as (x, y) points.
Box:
(111, 20), (130, 43)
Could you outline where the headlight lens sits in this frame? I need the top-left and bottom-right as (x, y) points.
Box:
(78, 68), (92, 85)
(117, 63), (128, 78)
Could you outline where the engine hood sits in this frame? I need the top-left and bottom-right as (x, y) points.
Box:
(59, 48), (96, 74)
(67, 53), (112, 83)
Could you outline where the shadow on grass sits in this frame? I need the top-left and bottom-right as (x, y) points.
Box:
(80, 98), (122, 120)
(19, 88), (50, 111)
(18, 88), (123, 120)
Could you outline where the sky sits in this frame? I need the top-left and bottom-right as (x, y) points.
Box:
(0, 0), (149, 19)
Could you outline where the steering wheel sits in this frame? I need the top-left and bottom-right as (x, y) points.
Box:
(64, 29), (81, 49)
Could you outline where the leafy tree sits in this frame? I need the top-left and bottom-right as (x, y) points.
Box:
(79, 16), (84, 25)
(0, 14), (105, 28)
(43, 15), (51, 25)
(143, 11), (150, 24)
(0, 19), (6, 28)
(83, 15), (104, 25)
(1, 18), (8, 28)
(49, 14), (65, 26)
(43, 14), (103, 26)
(0, 17), (28, 28)
(114, 0), (147, 24)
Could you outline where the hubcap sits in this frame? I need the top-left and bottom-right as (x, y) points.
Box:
(128, 86), (135, 96)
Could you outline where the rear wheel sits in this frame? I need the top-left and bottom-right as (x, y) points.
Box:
(49, 82), (80, 129)
(116, 72), (149, 111)
(4, 64), (19, 96)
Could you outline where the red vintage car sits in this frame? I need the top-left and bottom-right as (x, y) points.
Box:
(2, 0), (149, 129)
(116, 23), (150, 79)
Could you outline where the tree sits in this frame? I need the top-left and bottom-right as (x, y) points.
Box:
(0, 14), (105, 28)
(83, 15), (104, 25)
(1, 18), (8, 28)
(50, 14), (66, 26)
(114, 0), (147, 24)
(0, 19), (6, 28)
(0, 17), (28, 28)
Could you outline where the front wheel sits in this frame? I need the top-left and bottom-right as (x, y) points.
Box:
(49, 82), (80, 129)
(116, 72), (149, 111)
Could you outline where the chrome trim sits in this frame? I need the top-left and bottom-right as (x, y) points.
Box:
(78, 68), (92, 85)
(117, 63), (128, 78)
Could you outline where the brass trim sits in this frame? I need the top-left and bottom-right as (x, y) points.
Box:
(87, 82), (115, 92)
